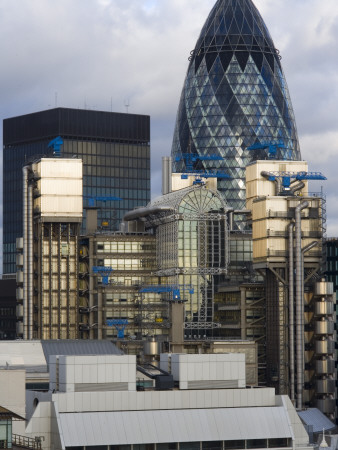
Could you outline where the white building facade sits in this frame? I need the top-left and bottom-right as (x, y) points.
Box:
(24, 353), (312, 450)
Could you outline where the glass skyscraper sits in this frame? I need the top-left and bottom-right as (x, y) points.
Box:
(171, 0), (301, 217)
(3, 108), (150, 273)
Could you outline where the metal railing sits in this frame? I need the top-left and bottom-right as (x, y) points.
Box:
(12, 434), (42, 450)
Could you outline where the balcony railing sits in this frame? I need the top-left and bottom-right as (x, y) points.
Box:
(12, 434), (42, 450)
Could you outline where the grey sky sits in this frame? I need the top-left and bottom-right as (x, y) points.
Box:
(1, 0), (338, 263)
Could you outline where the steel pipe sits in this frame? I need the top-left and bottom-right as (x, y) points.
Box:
(290, 181), (305, 196)
(288, 222), (295, 403)
(162, 156), (172, 195)
(295, 201), (308, 410)
(22, 166), (28, 340)
(28, 181), (34, 339)
(261, 171), (282, 195)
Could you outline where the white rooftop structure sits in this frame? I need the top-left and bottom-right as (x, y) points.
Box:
(22, 353), (312, 450)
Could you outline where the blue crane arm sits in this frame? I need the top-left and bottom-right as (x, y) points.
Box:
(247, 141), (285, 159)
(84, 196), (122, 207)
(247, 140), (285, 150)
(92, 266), (113, 285)
(181, 170), (230, 180)
(92, 266), (114, 275)
(139, 285), (194, 301)
(106, 319), (128, 338)
(176, 153), (223, 171)
(139, 286), (173, 294)
(295, 172), (327, 181)
(264, 171), (326, 181)
(48, 136), (63, 154)
(175, 153), (223, 163)
(263, 171), (327, 188)
(106, 319), (128, 326)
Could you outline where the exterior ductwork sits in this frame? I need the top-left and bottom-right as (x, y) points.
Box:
(22, 166), (29, 340)
(295, 201), (308, 410)
(302, 241), (318, 255)
(28, 181), (34, 339)
(162, 157), (172, 195)
(261, 171), (281, 195)
(290, 181), (305, 196)
(288, 222), (295, 403)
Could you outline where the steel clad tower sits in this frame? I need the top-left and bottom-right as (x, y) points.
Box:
(171, 0), (301, 223)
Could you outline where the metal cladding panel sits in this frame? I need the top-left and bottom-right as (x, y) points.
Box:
(4, 108), (150, 145)
(33, 159), (83, 218)
(38, 179), (82, 196)
(41, 340), (123, 366)
(252, 197), (293, 220)
(58, 406), (293, 447)
(252, 220), (268, 239)
(315, 281), (334, 296)
(297, 408), (336, 433)
(0, 341), (46, 370)
(34, 158), (82, 179)
(253, 241), (267, 259)
(36, 197), (83, 218)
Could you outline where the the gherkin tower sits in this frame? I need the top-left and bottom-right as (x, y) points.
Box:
(171, 0), (301, 216)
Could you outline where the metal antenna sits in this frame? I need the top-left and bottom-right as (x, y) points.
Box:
(124, 99), (130, 113)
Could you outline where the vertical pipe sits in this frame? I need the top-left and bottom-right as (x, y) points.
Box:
(75, 223), (80, 339)
(288, 222), (295, 403)
(97, 291), (102, 340)
(58, 223), (61, 339)
(162, 156), (172, 195)
(28, 181), (34, 339)
(22, 166), (28, 340)
(227, 211), (234, 231)
(89, 236), (94, 340)
(295, 201), (308, 409)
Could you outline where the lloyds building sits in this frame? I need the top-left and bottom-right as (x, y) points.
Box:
(171, 0), (301, 218)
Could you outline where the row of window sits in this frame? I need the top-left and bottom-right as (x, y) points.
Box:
(0, 319), (16, 328)
(63, 140), (150, 159)
(83, 188), (149, 201)
(84, 166), (149, 178)
(95, 259), (155, 271)
(82, 155), (149, 168)
(83, 176), (149, 189)
(66, 438), (290, 450)
(0, 308), (16, 316)
(97, 242), (155, 253)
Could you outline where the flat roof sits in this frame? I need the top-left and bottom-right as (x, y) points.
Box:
(4, 107), (150, 145)
(0, 340), (123, 372)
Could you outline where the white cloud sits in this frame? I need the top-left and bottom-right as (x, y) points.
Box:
(0, 0), (338, 249)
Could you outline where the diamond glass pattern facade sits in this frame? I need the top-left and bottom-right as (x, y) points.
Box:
(171, 0), (301, 217)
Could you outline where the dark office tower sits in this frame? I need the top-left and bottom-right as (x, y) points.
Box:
(3, 108), (150, 274)
(171, 0), (301, 219)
